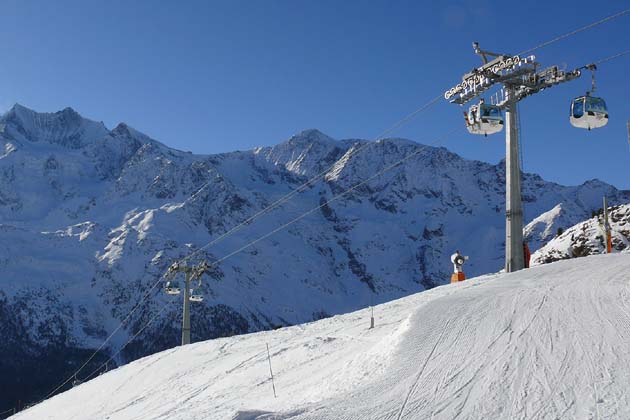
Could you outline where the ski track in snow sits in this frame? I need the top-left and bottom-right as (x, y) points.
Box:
(11, 253), (630, 420)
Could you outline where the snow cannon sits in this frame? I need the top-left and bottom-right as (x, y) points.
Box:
(450, 250), (469, 283)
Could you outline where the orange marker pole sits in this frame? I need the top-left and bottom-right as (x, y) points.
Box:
(607, 233), (612, 254)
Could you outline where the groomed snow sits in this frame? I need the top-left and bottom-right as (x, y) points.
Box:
(14, 253), (630, 420)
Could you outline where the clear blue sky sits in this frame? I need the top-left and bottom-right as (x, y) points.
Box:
(1, 0), (629, 188)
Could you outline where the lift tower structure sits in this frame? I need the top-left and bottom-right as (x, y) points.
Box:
(164, 260), (210, 345)
(445, 43), (584, 272)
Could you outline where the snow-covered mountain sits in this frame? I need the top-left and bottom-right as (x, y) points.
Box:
(524, 201), (591, 251)
(12, 253), (630, 420)
(531, 204), (630, 265)
(1, 104), (629, 411)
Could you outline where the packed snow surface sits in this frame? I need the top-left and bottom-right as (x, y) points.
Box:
(14, 253), (630, 420)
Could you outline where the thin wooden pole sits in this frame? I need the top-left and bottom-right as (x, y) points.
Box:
(266, 343), (277, 398)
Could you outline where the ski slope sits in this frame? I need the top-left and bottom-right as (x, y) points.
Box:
(14, 253), (630, 420)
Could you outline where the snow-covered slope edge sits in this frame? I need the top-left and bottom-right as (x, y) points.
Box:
(532, 204), (630, 265)
(14, 253), (630, 420)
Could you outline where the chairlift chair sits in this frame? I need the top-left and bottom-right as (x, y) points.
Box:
(189, 278), (204, 302)
(570, 94), (608, 130)
(570, 63), (609, 130)
(189, 294), (204, 303)
(465, 102), (504, 136)
(164, 280), (181, 295)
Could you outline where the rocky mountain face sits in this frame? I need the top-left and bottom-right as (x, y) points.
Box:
(1, 104), (628, 411)
(531, 204), (630, 265)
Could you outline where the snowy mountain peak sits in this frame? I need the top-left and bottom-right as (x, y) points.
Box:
(111, 122), (133, 137)
(7, 103), (81, 131)
(376, 137), (421, 148)
(581, 178), (609, 187)
(110, 122), (155, 146)
(1, 103), (108, 149)
(289, 128), (338, 146)
(255, 129), (348, 176)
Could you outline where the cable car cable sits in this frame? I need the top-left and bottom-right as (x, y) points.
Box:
(0, 407), (14, 416)
(592, 50), (630, 66)
(518, 9), (629, 56)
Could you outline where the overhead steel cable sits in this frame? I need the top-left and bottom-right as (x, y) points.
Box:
(518, 9), (630, 56)
(0, 407), (14, 416)
(592, 50), (630, 66)
(180, 94), (444, 264)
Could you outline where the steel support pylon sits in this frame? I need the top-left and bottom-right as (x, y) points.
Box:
(182, 271), (191, 345)
(446, 44), (587, 273)
(505, 88), (525, 272)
